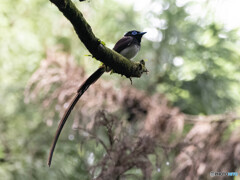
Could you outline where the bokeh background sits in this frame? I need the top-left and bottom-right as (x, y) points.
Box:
(1, 0), (240, 179)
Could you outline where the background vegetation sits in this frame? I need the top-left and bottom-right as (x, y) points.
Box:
(1, 0), (240, 179)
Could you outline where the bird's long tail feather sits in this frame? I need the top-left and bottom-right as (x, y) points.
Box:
(48, 66), (105, 166)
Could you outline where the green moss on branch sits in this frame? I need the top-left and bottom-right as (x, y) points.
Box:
(50, 0), (148, 78)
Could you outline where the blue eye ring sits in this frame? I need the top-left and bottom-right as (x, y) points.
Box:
(132, 31), (138, 35)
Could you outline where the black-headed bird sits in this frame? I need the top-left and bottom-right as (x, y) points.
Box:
(48, 30), (146, 166)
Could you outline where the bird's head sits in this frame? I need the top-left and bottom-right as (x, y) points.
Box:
(124, 30), (146, 43)
(124, 30), (147, 37)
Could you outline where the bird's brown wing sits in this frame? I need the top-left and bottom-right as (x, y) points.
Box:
(113, 36), (133, 53)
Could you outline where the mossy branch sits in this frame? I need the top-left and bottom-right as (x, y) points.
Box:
(50, 0), (148, 78)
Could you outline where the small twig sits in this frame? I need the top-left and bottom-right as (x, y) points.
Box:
(184, 112), (240, 123)
(77, 126), (110, 155)
(129, 77), (133, 85)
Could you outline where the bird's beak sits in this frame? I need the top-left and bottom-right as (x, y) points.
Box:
(139, 32), (147, 35)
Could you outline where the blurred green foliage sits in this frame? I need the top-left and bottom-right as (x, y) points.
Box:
(1, 0), (240, 179)
(137, 0), (240, 114)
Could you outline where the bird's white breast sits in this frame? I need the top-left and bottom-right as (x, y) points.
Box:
(119, 44), (140, 60)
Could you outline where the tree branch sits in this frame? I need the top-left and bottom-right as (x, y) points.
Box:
(184, 112), (240, 123)
(50, 0), (148, 78)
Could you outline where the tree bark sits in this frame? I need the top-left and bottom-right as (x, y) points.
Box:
(50, 0), (148, 78)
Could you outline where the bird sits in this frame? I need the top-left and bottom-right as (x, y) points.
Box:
(47, 30), (147, 166)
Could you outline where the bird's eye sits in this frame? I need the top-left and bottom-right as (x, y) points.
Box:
(131, 31), (137, 35)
